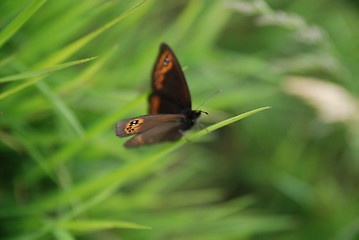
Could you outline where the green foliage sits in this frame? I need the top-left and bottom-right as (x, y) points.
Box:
(1, 0), (359, 239)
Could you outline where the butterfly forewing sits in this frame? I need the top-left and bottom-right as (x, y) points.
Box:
(150, 43), (192, 114)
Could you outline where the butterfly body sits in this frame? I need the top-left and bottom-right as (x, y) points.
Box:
(115, 43), (202, 148)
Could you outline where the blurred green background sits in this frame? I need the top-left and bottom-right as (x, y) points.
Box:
(1, 0), (359, 239)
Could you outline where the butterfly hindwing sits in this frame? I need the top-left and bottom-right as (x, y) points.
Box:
(115, 114), (184, 137)
(150, 43), (192, 114)
(124, 121), (183, 148)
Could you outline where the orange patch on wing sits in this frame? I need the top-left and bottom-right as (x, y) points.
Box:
(150, 95), (161, 114)
(124, 118), (144, 134)
(154, 50), (173, 90)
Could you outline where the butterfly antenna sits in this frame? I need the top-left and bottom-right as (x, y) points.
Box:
(195, 89), (222, 112)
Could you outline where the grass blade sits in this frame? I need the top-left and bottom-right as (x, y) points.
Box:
(61, 219), (152, 231)
(0, 57), (97, 99)
(39, 0), (148, 67)
(0, 57), (98, 83)
(0, 0), (47, 48)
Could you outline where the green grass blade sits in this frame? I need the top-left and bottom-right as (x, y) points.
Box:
(58, 46), (117, 93)
(191, 106), (273, 140)
(0, 0), (47, 48)
(0, 78), (39, 100)
(0, 57), (97, 100)
(61, 219), (152, 231)
(36, 81), (85, 137)
(39, 0), (148, 67)
(0, 57), (98, 83)
(14, 131), (57, 183)
(52, 228), (75, 240)
(144, 106), (273, 162)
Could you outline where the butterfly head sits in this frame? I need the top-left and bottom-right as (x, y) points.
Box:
(181, 110), (202, 131)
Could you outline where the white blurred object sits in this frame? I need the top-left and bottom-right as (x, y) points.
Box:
(284, 77), (359, 123)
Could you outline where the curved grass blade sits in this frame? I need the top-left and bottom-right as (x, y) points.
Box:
(39, 0), (148, 67)
(190, 106), (273, 141)
(0, 57), (97, 99)
(0, 0), (47, 48)
(0, 57), (98, 83)
(61, 219), (151, 231)
(142, 106), (273, 165)
(37, 81), (85, 137)
(58, 45), (118, 93)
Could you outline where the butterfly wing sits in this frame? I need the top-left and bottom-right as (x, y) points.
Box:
(149, 43), (192, 114)
(115, 114), (184, 137)
(124, 121), (183, 148)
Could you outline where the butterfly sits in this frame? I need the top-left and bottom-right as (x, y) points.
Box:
(115, 43), (203, 148)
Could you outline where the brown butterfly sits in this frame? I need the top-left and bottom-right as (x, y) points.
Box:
(115, 43), (202, 148)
